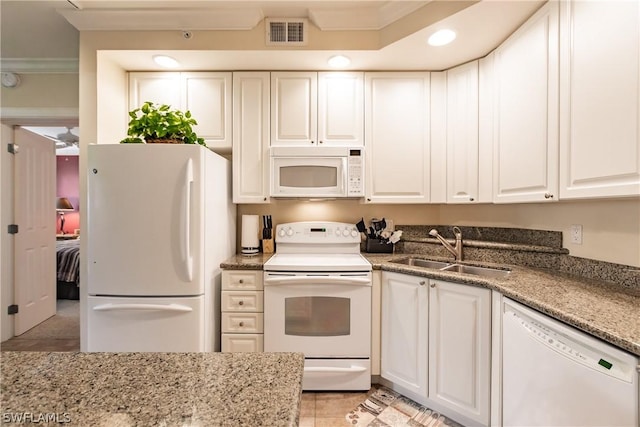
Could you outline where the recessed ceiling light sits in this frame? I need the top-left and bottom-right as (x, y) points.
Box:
(427, 29), (457, 47)
(327, 55), (351, 69)
(153, 55), (180, 68)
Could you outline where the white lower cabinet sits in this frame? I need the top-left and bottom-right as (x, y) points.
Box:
(428, 279), (491, 425)
(221, 270), (264, 352)
(381, 272), (429, 398)
(381, 272), (492, 426)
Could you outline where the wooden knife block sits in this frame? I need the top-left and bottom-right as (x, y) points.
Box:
(262, 233), (274, 254)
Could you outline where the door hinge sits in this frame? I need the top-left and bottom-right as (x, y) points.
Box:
(7, 143), (17, 154)
(7, 304), (18, 315)
(7, 224), (18, 234)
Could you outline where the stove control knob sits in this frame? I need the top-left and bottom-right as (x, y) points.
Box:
(342, 229), (350, 237)
(350, 230), (359, 238)
(335, 228), (342, 236)
(286, 228), (294, 237)
(278, 229), (286, 238)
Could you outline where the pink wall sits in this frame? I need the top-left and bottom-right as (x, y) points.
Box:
(56, 156), (79, 234)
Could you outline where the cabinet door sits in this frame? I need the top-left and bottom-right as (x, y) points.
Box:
(222, 334), (264, 352)
(428, 280), (491, 425)
(232, 72), (270, 203)
(182, 72), (232, 151)
(381, 272), (428, 399)
(271, 72), (317, 146)
(365, 73), (431, 203)
(493, 1), (559, 203)
(559, 0), (640, 199)
(318, 72), (364, 146)
(446, 61), (479, 203)
(128, 72), (182, 110)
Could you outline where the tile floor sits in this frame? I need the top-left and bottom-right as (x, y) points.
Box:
(301, 390), (371, 427)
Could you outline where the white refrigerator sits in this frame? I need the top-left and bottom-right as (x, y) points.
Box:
(87, 144), (236, 352)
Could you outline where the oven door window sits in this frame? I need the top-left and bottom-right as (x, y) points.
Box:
(284, 296), (350, 336)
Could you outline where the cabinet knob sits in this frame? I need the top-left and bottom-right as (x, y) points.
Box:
(367, 198), (372, 202)
(469, 197), (475, 202)
(311, 140), (314, 144)
(430, 283), (436, 288)
(419, 281), (426, 286)
(319, 140), (323, 144)
(544, 193), (554, 199)
(263, 197), (267, 201)
(239, 321), (244, 327)
(238, 300), (244, 306)
(238, 279), (244, 284)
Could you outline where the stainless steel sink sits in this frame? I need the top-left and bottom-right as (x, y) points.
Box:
(441, 264), (511, 278)
(391, 258), (451, 269)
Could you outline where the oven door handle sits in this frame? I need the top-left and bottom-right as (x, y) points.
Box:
(264, 276), (371, 286)
(304, 366), (368, 373)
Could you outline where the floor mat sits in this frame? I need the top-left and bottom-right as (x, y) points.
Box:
(346, 385), (464, 427)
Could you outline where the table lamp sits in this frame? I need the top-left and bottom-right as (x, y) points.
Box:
(56, 197), (74, 234)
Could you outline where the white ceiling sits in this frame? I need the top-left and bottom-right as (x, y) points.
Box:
(1, 1), (546, 72)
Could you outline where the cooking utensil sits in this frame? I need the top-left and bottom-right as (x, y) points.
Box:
(356, 218), (367, 233)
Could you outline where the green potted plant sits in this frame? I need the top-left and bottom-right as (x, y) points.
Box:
(120, 101), (206, 146)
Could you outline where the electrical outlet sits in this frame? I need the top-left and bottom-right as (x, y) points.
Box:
(570, 224), (583, 245)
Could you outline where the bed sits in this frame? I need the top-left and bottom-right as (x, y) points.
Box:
(56, 238), (80, 300)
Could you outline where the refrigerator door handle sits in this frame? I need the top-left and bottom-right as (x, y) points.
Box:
(92, 303), (194, 313)
(182, 158), (194, 281)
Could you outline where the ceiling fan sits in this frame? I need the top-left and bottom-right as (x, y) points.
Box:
(47, 127), (79, 148)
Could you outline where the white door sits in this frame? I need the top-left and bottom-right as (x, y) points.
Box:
(13, 128), (56, 335)
(232, 72), (271, 203)
(271, 72), (318, 146)
(381, 272), (428, 399)
(364, 72), (431, 203)
(493, 1), (559, 203)
(446, 61), (479, 203)
(428, 280), (491, 425)
(318, 72), (364, 147)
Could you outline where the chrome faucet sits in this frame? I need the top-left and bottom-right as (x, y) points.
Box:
(429, 226), (463, 261)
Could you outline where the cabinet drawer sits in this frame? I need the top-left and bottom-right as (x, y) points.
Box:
(221, 291), (263, 312)
(222, 333), (264, 353)
(222, 312), (264, 333)
(222, 270), (263, 290)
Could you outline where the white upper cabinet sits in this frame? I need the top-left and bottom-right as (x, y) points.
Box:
(232, 72), (270, 204)
(182, 73), (232, 152)
(318, 72), (364, 146)
(446, 61), (480, 203)
(559, 0), (640, 199)
(129, 72), (182, 109)
(493, 1), (560, 203)
(365, 72), (431, 203)
(128, 72), (232, 151)
(271, 72), (317, 146)
(271, 71), (364, 147)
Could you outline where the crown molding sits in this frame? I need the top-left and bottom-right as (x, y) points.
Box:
(0, 58), (79, 74)
(59, 8), (264, 31)
(0, 108), (79, 125)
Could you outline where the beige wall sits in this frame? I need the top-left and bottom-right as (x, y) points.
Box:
(239, 198), (640, 267)
(0, 74), (78, 108)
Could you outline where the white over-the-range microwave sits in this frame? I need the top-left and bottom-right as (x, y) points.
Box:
(270, 147), (364, 198)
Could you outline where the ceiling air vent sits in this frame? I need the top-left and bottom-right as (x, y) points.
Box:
(266, 18), (308, 46)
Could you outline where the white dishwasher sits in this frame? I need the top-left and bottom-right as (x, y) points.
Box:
(502, 298), (638, 427)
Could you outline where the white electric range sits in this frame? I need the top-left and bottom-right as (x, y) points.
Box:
(263, 221), (372, 391)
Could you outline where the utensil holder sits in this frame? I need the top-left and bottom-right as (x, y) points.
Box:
(366, 238), (393, 253)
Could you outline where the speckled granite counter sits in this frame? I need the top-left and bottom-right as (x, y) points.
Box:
(220, 253), (273, 270)
(221, 253), (640, 357)
(1, 352), (304, 426)
(368, 254), (640, 357)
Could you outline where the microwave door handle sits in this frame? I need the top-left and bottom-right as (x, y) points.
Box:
(264, 276), (371, 286)
(341, 157), (348, 194)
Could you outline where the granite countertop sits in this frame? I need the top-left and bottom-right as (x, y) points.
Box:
(220, 253), (640, 357)
(220, 253), (274, 270)
(1, 352), (304, 427)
